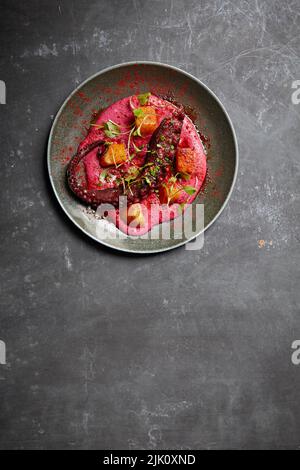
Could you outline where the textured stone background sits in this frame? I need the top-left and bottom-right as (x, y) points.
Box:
(0, 0), (299, 450)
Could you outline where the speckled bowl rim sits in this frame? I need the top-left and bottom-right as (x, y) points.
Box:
(47, 61), (239, 254)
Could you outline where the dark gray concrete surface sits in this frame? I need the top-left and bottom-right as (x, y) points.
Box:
(0, 0), (299, 450)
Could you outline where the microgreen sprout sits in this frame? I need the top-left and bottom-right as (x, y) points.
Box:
(137, 92), (150, 105)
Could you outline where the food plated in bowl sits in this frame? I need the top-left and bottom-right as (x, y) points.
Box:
(67, 92), (207, 236)
(48, 62), (238, 253)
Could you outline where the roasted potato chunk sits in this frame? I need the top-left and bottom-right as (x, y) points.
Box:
(128, 203), (145, 227)
(176, 147), (197, 175)
(121, 203), (145, 227)
(135, 106), (157, 136)
(159, 181), (183, 204)
(101, 143), (127, 167)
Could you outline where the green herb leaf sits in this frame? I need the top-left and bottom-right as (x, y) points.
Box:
(132, 141), (143, 153)
(103, 120), (120, 138)
(104, 130), (116, 138)
(183, 185), (197, 195)
(99, 169), (109, 183)
(169, 176), (177, 184)
(133, 108), (145, 118)
(127, 166), (140, 177)
(125, 175), (136, 184)
(137, 92), (150, 105)
(141, 162), (154, 169)
(133, 127), (142, 137)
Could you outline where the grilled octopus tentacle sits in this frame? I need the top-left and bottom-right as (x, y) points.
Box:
(130, 110), (184, 199)
(67, 139), (120, 207)
(67, 110), (184, 208)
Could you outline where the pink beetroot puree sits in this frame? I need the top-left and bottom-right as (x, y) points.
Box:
(77, 93), (207, 236)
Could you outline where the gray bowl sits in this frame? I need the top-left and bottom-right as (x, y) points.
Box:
(48, 61), (238, 253)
